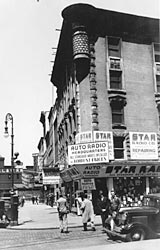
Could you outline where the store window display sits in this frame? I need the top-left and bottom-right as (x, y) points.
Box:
(113, 177), (146, 207)
(149, 177), (160, 193)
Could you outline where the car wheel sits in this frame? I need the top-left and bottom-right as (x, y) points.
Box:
(127, 227), (146, 241)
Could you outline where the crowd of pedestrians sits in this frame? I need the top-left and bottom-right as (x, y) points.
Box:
(56, 189), (124, 234)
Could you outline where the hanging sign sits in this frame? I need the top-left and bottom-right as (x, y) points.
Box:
(68, 141), (109, 165)
(75, 131), (93, 144)
(93, 131), (114, 160)
(81, 178), (96, 190)
(130, 132), (158, 160)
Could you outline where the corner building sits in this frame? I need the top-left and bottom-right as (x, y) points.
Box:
(51, 4), (160, 211)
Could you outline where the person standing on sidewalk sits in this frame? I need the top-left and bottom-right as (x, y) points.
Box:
(109, 189), (121, 214)
(57, 194), (69, 233)
(97, 190), (110, 228)
(106, 189), (121, 231)
(80, 193), (96, 231)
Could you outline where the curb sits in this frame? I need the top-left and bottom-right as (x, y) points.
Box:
(6, 223), (102, 231)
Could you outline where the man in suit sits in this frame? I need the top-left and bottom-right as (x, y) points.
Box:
(97, 190), (111, 228)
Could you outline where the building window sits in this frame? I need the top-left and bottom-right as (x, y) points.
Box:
(154, 43), (160, 63)
(114, 136), (124, 159)
(111, 104), (124, 124)
(110, 71), (122, 89)
(156, 75), (160, 92)
(108, 37), (121, 57)
(158, 108), (160, 125)
(153, 43), (160, 92)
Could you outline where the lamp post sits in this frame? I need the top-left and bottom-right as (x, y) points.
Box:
(4, 113), (14, 191)
(4, 113), (18, 225)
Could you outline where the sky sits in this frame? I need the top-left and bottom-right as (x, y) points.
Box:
(0, 0), (159, 167)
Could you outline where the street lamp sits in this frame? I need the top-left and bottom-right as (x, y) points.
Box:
(4, 113), (14, 192)
(4, 113), (19, 225)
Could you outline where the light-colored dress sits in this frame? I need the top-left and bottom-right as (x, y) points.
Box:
(80, 198), (94, 224)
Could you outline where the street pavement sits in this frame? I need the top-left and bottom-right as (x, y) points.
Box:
(11, 200), (102, 229)
(1, 201), (159, 250)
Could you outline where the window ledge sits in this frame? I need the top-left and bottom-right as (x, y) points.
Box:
(112, 123), (126, 129)
(108, 89), (126, 95)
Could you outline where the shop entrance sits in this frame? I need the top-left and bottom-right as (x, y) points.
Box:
(92, 178), (108, 214)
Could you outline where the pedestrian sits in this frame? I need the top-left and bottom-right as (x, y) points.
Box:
(109, 189), (121, 214)
(31, 196), (35, 204)
(35, 196), (39, 205)
(80, 193), (96, 231)
(106, 189), (121, 231)
(97, 190), (110, 228)
(76, 193), (82, 216)
(57, 193), (69, 233)
(21, 196), (25, 207)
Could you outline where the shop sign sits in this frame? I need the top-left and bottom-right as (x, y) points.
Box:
(81, 178), (96, 190)
(130, 132), (158, 160)
(0, 168), (22, 173)
(93, 131), (114, 160)
(68, 142), (109, 165)
(60, 170), (72, 182)
(67, 166), (83, 180)
(75, 164), (160, 178)
(43, 176), (60, 185)
(75, 131), (93, 144)
(104, 165), (160, 177)
(78, 164), (102, 177)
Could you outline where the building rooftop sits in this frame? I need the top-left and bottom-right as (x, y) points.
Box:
(51, 3), (160, 89)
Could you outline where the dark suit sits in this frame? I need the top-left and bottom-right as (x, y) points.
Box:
(97, 196), (110, 227)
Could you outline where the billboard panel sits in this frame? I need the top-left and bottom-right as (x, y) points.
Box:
(68, 141), (109, 165)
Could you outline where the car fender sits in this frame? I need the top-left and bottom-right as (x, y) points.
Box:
(122, 222), (150, 235)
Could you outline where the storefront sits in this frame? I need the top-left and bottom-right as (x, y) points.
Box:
(42, 168), (60, 204)
(60, 161), (160, 212)
(60, 131), (160, 212)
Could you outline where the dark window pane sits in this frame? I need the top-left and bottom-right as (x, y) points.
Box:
(114, 137), (124, 159)
(112, 105), (124, 124)
(114, 137), (124, 147)
(157, 75), (160, 92)
(108, 37), (121, 57)
(114, 149), (124, 159)
(112, 113), (123, 123)
(155, 54), (160, 62)
(110, 71), (122, 89)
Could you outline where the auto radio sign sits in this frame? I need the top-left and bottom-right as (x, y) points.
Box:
(68, 142), (109, 165)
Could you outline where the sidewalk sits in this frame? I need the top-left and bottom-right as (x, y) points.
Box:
(10, 201), (101, 230)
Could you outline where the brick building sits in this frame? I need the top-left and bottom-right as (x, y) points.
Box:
(50, 4), (160, 210)
(0, 156), (22, 196)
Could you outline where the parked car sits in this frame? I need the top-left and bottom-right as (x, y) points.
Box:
(104, 193), (160, 241)
(0, 200), (10, 228)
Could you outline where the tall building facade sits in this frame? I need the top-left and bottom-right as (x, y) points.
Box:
(50, 4), (160, 209)
(38, 109), (60, 202)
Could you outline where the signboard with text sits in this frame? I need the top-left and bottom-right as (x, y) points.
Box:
(130, 132), (158, 160)
(75, 131), (93, 144)
(81, 178), (96, 190)
(93, 131), (114, 160)
(68, 142), (109, 165)
(71, 163), (160, 178)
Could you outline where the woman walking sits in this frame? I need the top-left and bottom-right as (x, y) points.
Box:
(80, 193), (96, 231)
